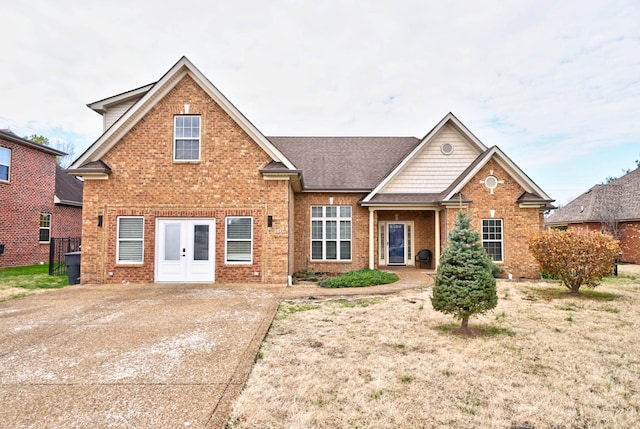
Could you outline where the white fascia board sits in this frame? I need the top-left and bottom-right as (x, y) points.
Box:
(442, 147), (552, 202)
(185, 66), (296, 170)
(362, 113), (487, 203)
(87, 83), (155, 114)
(71, 57), (296, 171)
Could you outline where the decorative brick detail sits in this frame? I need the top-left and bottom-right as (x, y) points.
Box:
(445, 159), (546, 279)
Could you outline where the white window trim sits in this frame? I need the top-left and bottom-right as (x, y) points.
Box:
(39, 213), (51, 243)
(173, 115), (201, 162)
(310, 205), (352, 262)
(0, 147), (10, 182)
(116, 216), (145, 264)
(482, 218), (504, 263)
(225, 216), (253, 264)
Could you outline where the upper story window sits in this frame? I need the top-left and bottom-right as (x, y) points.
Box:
(482, 218), (503, 263)
(311, 206), (352, 261)
(39, 213), (51, 242)
(0, 147), (10, 181)
(174, 115), (201, 161)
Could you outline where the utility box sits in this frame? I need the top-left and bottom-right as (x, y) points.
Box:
(64, 251), (81, 285)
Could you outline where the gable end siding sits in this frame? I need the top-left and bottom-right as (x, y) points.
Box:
(382, 124), (481, 193)
(103, 99), (140, 131)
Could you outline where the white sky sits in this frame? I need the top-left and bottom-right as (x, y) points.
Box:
(1, 0), (639, 205)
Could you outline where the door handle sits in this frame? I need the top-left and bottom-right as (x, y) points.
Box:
(182, 248), (186, 257)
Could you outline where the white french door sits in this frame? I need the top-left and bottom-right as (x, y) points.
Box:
(155, 218), (215, 283)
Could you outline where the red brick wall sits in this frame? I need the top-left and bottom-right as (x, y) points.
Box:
(80, 75), (290, 284)
(568, 221), (640, 264)
(292, 193), (369, 274)
(446, 159), (545, 278)
(0, 138), (57, 267)
(52, 204), (83, 238)
(377, 210), (436, 268)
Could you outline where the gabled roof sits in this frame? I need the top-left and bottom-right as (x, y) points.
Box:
(362, 113), (487, 202)
(546, 167), (640, 224)
(69, 57), (296, 171)
(86, 83), (155, 114)
(439, 145), (552, 203)
(0, 130), (66, 156)
(269, 136), (419, 191)
(55, 165), (83, 206)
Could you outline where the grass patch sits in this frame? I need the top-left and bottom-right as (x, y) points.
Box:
(332, 297), (385, 308)
(319, 268), (398, 288)
(524, 284), (620, 302)
(436, 323), (515, 337)
(275, 302), (321, 320)
(0, 264), (68, 290)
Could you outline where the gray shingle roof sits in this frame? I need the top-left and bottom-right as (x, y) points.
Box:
(55, 165), (83, 206)
(268, 136), (420, 190)
(546, 167), (640, 224)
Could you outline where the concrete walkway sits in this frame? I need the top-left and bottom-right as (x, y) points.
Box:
(0, 269), (431, 428)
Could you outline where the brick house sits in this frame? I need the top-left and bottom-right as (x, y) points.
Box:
(546, 167), (640, 263)
(0, 130), (83, 268)
(68, 57), (553, 284)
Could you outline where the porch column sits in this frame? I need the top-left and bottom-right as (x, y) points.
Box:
(369, 207), (375, 269)
(435, 209), (441, 268)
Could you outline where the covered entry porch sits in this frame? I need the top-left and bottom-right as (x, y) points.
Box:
(365, 205), (444, 271)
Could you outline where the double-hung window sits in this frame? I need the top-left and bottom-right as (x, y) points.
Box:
(311, 206), (352, 261)
(0, 147), (10, 181)
(482, 219), (503, 262)
(174, 115), (201, 161)
(226, 217), (253, 263)
(39, 213), (51, 242)
(117, 217), (144, 263)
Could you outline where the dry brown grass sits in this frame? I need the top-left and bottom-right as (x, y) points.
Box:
(228, 266), (640, 428)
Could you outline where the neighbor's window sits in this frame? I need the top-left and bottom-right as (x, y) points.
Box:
(482, 219), (503, 262)
(174, 115), (201, 161)
(311, 206), (352, 261)
(117, 216), (144, 263)
(39, 213), (51, 242)
(226, 217), (253, 263)
(0, 147), (10, 181)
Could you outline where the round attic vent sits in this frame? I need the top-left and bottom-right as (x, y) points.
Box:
(484, 175), (499, 190)
(441, 143), (454, 155)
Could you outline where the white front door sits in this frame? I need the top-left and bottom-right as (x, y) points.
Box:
(156, 218), (215, 283)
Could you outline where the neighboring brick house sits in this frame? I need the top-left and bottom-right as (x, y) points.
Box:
(0, 130), (83, 268)
(68, 57), (553, 284)
(546, 167), (640, 264)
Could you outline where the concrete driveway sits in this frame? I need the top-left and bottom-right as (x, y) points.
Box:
(0, 282), (285, 428)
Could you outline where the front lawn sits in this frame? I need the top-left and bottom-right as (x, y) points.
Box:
(0, 264), (68, 301)
(229, 267), (640, 428)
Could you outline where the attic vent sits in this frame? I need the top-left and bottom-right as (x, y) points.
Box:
(484, 175), (499, 190)
(441, 143), (454, 155)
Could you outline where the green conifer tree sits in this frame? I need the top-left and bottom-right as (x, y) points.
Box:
(431, 211), (498, 332)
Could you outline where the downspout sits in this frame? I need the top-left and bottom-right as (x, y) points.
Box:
(369, 207), (375, 269)
(435, 209), (441, 269)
